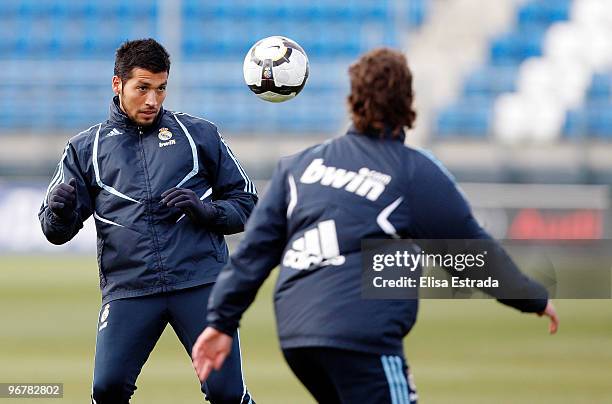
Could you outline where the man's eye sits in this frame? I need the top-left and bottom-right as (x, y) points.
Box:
(158, 87), (166, 92)
(138, 86), (147, 91)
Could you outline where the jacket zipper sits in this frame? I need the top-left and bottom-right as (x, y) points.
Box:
(138, 126), (167, 286)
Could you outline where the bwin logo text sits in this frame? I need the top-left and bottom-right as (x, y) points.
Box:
(159, 139), (176, 148)
(300, 158), (391, 201)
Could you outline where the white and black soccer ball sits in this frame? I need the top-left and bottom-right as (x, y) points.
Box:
(243, 36), (309, 103)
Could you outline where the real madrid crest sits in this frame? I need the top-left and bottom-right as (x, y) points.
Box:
(158, 127), (173, 141)
(158, 127), (176, 148)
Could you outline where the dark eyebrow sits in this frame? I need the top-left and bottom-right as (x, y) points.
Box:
(136, 80), (167, 88)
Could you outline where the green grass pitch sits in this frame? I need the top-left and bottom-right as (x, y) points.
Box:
(0, 255), (611, 403)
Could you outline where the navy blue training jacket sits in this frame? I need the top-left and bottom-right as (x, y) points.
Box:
(207, 126), (548, 356)
(39, 97), (257, 304)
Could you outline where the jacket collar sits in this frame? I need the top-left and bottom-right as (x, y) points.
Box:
(346, 124), (406, 142)
(108, 96), (164, 129)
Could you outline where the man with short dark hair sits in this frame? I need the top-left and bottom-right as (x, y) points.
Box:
(192, 48), (558, 403)
(39, 38), (256, 404)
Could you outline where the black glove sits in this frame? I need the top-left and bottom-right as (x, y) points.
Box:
(161, 187), (218, 226)
(48, 178), (77, 220)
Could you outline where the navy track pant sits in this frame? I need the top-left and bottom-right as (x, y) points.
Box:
(91, 284), (253, 404)
(283, 347), (417, 404)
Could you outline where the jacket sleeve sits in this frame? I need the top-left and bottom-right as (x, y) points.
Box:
(407, 151), (548, 313)
(206, 128), (258, 235)
(38, 141), (93, 245)
(207, 160), (288, 336)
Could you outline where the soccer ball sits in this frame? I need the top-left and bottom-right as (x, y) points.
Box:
(243, 36), (309, 103)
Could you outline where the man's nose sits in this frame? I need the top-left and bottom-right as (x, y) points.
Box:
(145, 90), (158, 107)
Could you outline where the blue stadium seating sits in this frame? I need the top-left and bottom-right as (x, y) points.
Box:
(490, 0), (572, 66)
(564, 104), (612, 139)
(585, 73), (612, 103)
(462, 66), (518, 98)
(563, 72), (612, 139)
(435, 0), (573, 139)
(0, 0), (428, 133)
(517, 0), (572, 28)
(180, 1), (406, 60)
(435, 98), (493, 138)
(3, 4), (157, 59)
(181, 0), (404, 23)
(490, 27), (548, 66)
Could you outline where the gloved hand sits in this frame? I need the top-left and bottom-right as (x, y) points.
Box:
(161, 187), (218, 226)
(48, 178), (77, 220)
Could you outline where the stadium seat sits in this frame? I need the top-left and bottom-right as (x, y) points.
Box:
(586, 73), (612, 103)
(584, 104), (612, 138)
(564, 103), (612, 139)
(563, 109), (587, 138)
(435, 99), (493, 138)
(407, 0), (428, 26)
(490, 27), (547, 65)
(462, 66), (519, 97)
(517, 0), (572, 27)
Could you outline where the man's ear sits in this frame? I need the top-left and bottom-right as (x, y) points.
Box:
(112, 76), (122, 95)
